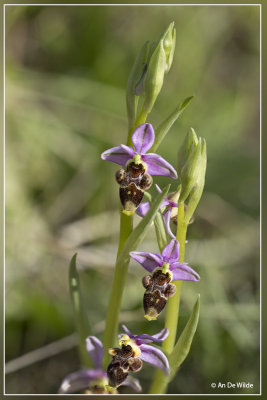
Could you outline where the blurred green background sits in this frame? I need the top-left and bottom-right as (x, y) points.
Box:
(5, 4), (260, 395)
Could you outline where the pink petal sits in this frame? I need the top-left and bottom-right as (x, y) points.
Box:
(142, 153), (177, 179)
(58, 369), (106, 394)
(136, 328), (169, 343)
(136, 202), (150, 217)
(121, 324), (133, 338)
(86, 336), (104, 369)
(161, 239), (180, 262)
(101, 144), (135, 166)
(131, 123), (155, 154)
(155, 184), (162, 194)
(171, 262), (200, 281)
(139, 344), (170, 375)
(130, 251), (163, 273)
(121, 376), (142, 392)
(163, 208), (176, 239)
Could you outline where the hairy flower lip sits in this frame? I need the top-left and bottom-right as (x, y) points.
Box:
(101, 123), (177, 179)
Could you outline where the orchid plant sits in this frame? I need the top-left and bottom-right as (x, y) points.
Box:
(61, 22), (207, 394)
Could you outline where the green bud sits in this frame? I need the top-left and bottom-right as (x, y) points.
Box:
(141, 22), (176, 116)
(178, 128), (206, 203)
(126, 41), (150, 130)
(177, 128), (198, 176)
(162, 21), (176, 73)
(142, 40), (166, 115)
(184, 138), (207, 224)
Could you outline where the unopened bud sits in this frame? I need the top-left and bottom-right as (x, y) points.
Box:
(184, 138), (207, 224)
(142, 22), (176, 116)
(126, 41), (150, 129)
(178, 128), (206, 202)
(177, 128), (198, 175)
(162, 21), (176, 73)
(142, 40), (166, 115)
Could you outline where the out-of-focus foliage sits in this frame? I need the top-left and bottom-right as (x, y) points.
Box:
(5, 5), (260, 394)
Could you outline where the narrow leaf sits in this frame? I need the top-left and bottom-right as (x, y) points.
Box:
(143, 190), (169, 252)
(151, 95), (194, 152)
(69, 253), (92, 366)
(154, 211), (169, 252)
(169, 294), (200, 379)
(116, 184), (170, 269)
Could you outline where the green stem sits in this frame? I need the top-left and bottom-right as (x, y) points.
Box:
(149, 201), (188, 394)
(134, 104), (148, 130)
(102, 211), (133, 367)
(127, 96), (139, 144)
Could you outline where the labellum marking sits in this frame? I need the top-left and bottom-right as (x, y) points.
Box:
(107, 343), (143, 389)
(115, 160), (152, 213)
(142, 269), (176, 320)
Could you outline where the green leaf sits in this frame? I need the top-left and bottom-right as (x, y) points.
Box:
(116, 184), (170, 269)
(169, 294), (200, 379)
(69, 253), (92, 366)
(154, 211), (169, 252)
(151, 95), (194, 152)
